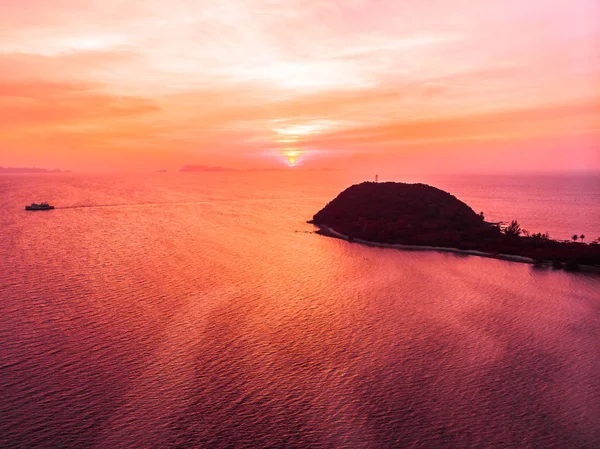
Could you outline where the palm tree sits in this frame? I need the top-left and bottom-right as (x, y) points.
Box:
(572, 234), (578, 242)
(580, 234), (585, 242)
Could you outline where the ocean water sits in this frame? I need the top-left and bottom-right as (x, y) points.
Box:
(0, 171), (599, 449)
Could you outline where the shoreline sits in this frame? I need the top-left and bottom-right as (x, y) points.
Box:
(312, 223), (600, 273)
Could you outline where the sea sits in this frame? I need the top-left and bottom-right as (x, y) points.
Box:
(1, 171), (599, 448)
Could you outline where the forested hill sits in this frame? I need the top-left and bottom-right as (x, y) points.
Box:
(310, 182), (600, 270)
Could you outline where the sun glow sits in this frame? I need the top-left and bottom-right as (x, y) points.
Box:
(276, 137), (299, 144)
(282, 149), (302, 167)
(274, 120), (340, 137)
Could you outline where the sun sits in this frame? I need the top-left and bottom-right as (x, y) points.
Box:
(282, 149), (302, 167)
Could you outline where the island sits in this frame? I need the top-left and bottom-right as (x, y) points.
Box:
(309, 182), (600, 271)
(0, 166), (67, 173)
(180, 165), (233, 172)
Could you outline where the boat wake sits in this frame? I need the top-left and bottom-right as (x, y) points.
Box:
(57, 201), (214, 209)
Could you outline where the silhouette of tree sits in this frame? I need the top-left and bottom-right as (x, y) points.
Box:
(479, 211), (485, 220)
(580, 234), (585, 242)
(504, 220), (522, 237)
(572, 234), (578, 242)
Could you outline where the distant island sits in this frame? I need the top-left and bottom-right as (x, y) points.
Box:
(0, 166), (67, 173)
(309, 182), (600, 271)
(180, 165), (233, 172)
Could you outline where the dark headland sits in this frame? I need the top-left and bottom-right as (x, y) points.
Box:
(309, 182), (600, 271)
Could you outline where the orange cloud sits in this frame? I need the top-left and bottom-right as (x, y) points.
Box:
(0, 81), (158, 129)
(303, 99), (600, 149)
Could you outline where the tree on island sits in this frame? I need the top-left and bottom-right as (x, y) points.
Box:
(504, 220), (522, 237)
(573, 234), (578, 242)
(531, 232), (550, 240)
(580, 234), (585, 242)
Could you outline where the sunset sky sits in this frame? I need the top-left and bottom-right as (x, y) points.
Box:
(1, 0), (599, 172)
